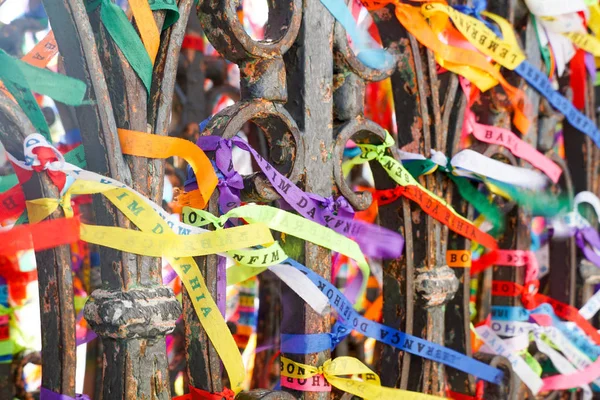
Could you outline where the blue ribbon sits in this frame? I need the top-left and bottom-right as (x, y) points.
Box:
(453, 0), (502, 37)
(491, 304), (554, 322)
(319, 0), (395, 70)
(283, 258), (504, 384)
(514, 61), (600, 148)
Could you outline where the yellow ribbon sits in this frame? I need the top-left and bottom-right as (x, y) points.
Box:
(421, 3), (526, 70)
(182, 204), (372, 305)
(280, 356), (446, 400)
(26, 180), (276, 393)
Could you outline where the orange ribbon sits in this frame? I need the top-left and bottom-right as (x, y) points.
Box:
(118, 129), (218, 209)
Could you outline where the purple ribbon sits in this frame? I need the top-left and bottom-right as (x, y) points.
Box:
(576, 227), (600, 267)
(197, 135), (404, 259)
(217, 256), (227, 317)
(40, 387), (90, 400)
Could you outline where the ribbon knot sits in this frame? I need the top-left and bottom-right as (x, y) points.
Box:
(11, 133), (68, 191)
(310, 194), (355, 219)
(429, 149), (449, 168)
(197, 136), (245, 213)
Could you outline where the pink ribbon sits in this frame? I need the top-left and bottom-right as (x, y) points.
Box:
(459, 78), (562, 183)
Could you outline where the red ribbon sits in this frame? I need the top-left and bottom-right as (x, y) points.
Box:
(2, 144), (71, 222)
(30, 146), (67, 191)
(0, 216), (81, 257)
(0, 255), (37, 303)
(570, 48), (586, 110)
(181, 35), (204, 53)
(173, 386), (235, 400)
(447, 380), (484, 400)
(0, 185), (26, 222)
(373, 186), (499, 272)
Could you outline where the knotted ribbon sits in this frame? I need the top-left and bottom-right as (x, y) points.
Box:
(280, 356), (446, 399)
(196, 135), (404, 260)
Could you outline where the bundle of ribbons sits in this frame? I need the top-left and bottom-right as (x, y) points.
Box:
(3, 0), (600, 399)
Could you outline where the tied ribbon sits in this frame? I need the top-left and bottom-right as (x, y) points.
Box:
(40, 387), (89, 400)
(492, 280), (600, 345)
(29, 178), (255, 393)
(280, 356), (446, 399)
(199, 137), (243, 213)
(349, 132), (498, 261)
(490, 307), (600, 393)
(196, 135), (404, 260)
(474, 326), (543, 394)
(181, 207), (330, 315)
(7, 134), (69, 191)
(173, 386), (235, 400)
(386, 2), (531, 134)
(386, 148), (506, 232)
(13, 134), (282, 393)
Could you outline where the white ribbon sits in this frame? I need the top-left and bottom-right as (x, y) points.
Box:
(580, 289), (600, 320)
(397, 147), (549, 190)
(491, 320), (600, 388)
(475, 325), (543, 394)
(533, 333), (593, 400)
(451, 149), (549, 190)
(524, 0), (589, 17)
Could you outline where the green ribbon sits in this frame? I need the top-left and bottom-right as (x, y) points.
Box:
(489, 180), (570, 217)
(64, 144), (87, 168)
(531, 15), (553, 77)
(0, 52), (88, 107)
(149, 0), (180, 29)
(0, 175), (18, 193)
(0, 51), (51, 140)
(86, 0), (153, 93)
(0, 50), (89, 142)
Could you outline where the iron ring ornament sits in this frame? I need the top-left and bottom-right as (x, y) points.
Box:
(197, 0), (302, 62)
(333, 117), (393, 211)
